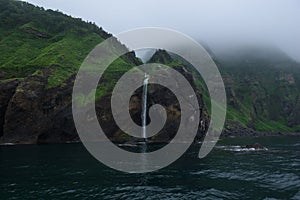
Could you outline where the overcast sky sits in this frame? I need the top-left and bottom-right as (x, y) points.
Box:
(24, 0), (300, 61)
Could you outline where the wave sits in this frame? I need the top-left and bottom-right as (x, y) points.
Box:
(0, 143), (16, 146)
(117, 143), (138, 147)
(216, 145), (268, 152)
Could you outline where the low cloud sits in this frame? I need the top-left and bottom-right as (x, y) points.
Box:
(25, 0), (300, 61)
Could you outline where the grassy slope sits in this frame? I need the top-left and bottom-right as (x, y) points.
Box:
(0, 0), (139, 93)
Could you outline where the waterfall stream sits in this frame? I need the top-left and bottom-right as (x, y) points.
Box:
(141, 73), (149, 140)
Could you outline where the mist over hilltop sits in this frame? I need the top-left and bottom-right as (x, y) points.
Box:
(24, 0), (300, 62)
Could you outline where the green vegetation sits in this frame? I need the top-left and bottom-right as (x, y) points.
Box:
(217, 47), (300, 132)
(149, 48), (300, 132)
(1, 0), (299, 133)
(0, 0), (141, 102)
(0, 0), (112, 88)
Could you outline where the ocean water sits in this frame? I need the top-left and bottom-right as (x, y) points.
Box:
(0, 136), (299, 199)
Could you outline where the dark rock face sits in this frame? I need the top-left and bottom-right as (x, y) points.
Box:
(0, 79), (19, 137)
(0, 65), (209, 144)
(37, 105), (78, 144)
(96, 65), (209, 144)
(1, 68), (78, 144)
(3, 75), (50, 143)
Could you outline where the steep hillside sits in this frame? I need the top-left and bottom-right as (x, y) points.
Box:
(218, 46), (300, 133)
(0, 0), (207, 144)
(146, 50), (210, 141)
(0, 0), (142, 143)
(154, 46), (300, 134)
(0, 0), (112, 87)
(0, 0), (298, 144)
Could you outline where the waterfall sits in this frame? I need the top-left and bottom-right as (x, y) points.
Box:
(141, 73), (149, 140)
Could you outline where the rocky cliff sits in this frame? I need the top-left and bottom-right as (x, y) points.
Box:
(218, 46), (300, 133)
(0, 0), (208, 144)
(0, 0), (137, 144)
(170, 45), (300, 134)
(0, 0), (299, 145)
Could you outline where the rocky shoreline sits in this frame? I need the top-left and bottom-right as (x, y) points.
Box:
(222, 130), (300, 137)
(1, 130), (299, 146)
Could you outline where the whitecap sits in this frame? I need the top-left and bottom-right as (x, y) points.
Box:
(0, 143), (16, 146)
(117, 143), (138, 147)
(216, 145), (268, 152)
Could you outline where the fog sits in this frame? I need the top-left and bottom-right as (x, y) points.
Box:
(24, 0), (300, 62)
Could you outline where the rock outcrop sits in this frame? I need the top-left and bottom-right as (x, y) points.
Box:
(1, 68), (78, 144)
(0, 79), (19, 137)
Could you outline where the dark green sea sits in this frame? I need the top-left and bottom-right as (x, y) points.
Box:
(1, 136), (299, 199)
